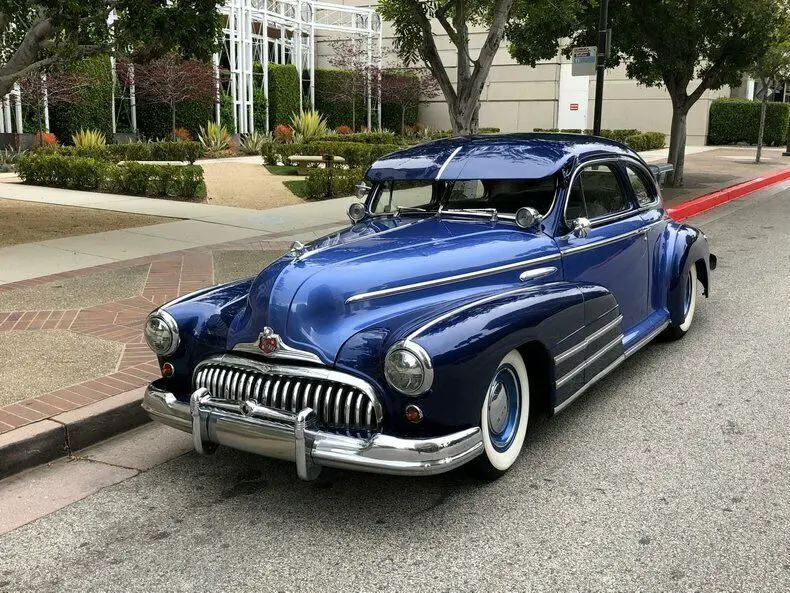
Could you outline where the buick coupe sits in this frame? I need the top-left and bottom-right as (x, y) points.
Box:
(142, 133), (715, 480)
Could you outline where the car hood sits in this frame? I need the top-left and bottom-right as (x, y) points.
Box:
(226, 216), (558, 364)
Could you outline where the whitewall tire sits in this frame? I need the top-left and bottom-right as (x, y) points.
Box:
(664, 264), (698, 340)
(470, 349), (530, 479)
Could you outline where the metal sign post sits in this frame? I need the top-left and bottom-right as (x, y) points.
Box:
(592, 0), (610, 136)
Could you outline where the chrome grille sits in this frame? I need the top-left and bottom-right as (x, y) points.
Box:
(193, 360), (380, 433)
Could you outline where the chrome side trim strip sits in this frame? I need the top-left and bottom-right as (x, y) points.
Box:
(623, 319), (670, 357)
(553, 355), (626, 414)
(435, 146), (463, 180)
(519, 266), (557, 282)
(560, 220), (664, 256)
(555, 334), (623, 389)
(554, 315), (623, 364)
(407, 284), (555, 341)
(346, 253), (561, 304)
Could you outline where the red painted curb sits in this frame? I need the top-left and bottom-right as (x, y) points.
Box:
(666, 167), (790, 221)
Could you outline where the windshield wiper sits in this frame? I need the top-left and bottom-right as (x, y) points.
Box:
(394, 206), (432, 216)
(439, 207), (499, 222)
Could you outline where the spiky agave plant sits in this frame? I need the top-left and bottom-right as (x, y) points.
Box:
(289, 110), (329, 143)
(72, 129), (107, 148)
(198, 122), (232, 154)
(238, 130), (273, 155)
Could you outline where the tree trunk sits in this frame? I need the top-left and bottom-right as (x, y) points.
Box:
(756, 78), (768, 164)
(667, 105), (688, 187)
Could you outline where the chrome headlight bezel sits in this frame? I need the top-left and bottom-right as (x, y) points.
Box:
(383, 340), (434, 396)
(144, 310), (180, 356)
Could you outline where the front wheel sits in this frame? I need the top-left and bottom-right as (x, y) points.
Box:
(469, 349), (530, 480)
(663, 264), (698, 340)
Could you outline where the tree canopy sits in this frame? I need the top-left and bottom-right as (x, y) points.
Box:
(508, 0), (782, 185)
(0, 0), (223, 97)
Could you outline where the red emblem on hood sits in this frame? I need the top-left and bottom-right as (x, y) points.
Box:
(258, 328), (279, 354)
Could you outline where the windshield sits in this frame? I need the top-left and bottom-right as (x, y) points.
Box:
(369, 176), (556, 216)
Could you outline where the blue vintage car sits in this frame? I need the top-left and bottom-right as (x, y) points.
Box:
(142, 133), (716, 480)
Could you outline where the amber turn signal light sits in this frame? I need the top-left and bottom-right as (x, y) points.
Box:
(405, 404), (423, 424)
(161, 363), (175, 378)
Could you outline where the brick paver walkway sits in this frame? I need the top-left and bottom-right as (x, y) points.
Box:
(0, 221), (342, 434)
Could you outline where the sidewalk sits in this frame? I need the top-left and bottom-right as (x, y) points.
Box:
(0, 145), (788, 478)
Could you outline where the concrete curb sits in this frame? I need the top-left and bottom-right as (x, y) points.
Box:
(0, 388), (148, 479)
(666, 168), (790, 221)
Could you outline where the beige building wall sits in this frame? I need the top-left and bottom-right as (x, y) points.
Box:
(318, 1), (726, 145)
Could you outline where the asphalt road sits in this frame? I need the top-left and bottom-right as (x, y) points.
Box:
(1, 185), (789, 592)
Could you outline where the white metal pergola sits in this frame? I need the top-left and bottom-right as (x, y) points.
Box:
(217, 0), (383, 134)
(1, 0), (382, 137)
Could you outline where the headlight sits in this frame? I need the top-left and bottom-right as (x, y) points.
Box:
(384, 341), (433, 396)
(144, 310), (180, 356)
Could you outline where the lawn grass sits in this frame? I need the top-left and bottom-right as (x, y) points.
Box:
(283, 179), (308, 198)
(266, 164), (300, 176)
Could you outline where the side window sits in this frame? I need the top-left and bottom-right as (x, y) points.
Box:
(625, 165), (656, 207)
(566, 164), (630, 221)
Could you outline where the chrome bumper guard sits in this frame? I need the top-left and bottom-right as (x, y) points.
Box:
(143, 383), (483, 480)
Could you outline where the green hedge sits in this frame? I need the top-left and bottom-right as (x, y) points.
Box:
(263, 141), (404, 169)
(17, 154), (206, 198)
(708, 98), (790, 146)
(304, 167), (365, 200)
(268, 64), (300, 127)
(49, 56), (114, 142)
(624, 132), (665, 151)
(36, 142), (203, 164)
(137, 100), (213, 140)
(322, 131), (397, 144)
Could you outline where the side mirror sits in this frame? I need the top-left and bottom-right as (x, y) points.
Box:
(348, 201), (368, 223)
(570, 217), (592, 238)
(514, 206), (542, 229)
(355, 182), (371, 201)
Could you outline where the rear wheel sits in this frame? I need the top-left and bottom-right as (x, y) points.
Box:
(469, 349), (530, 480)
(664, 264), (698, 340)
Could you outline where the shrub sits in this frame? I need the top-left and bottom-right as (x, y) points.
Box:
(624, 132), (666, 151)
(335, 125), (353, 135)
(708, 98), (790, 146)
(198, 122), (233, 154)
(174, 127), (193, 142)
(323, 131), (397, 144)
(268, 64), (300, 127)
(304, 167), (365, 200)
(34, 131), (58, 147)
(238, 131), (272, 155)
(17, 153), (205, 198)
(49, 56), (113, 142)
(290, 110), (330, 143)
(137, 100), (213, 140)
(253, 87), (268, 132)
(39, 141), (203, 164)
(272, 141), (404, 169)
(72, 129), (107, 149)
(219, 92), (236, 134)
(273, 124), (293, 144)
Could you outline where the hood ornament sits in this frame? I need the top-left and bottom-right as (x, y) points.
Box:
(289, 241), (306, 260)
(258, 327), (280, 354)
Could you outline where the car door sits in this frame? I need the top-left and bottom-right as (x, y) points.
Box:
(559, 160), (649, 334)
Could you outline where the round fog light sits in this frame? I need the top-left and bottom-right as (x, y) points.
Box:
(405, 404), (423, 424)
(161, 363), (175, 377)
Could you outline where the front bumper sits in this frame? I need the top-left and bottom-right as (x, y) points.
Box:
(142, 382), (483, 480)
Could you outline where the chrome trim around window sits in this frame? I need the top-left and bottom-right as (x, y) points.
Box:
(346, 253), (561, 305)
(555, 334), (623, 389)
(554, 315), (623, 364)
(560, 219), (665, 256)
(435, 146), (463, 180)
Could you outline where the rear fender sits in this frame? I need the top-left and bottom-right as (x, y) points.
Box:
(664, 222), (711, 326)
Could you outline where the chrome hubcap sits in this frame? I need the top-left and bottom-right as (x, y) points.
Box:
(487, 365), (520, 452)
(683, 270), (693, 316)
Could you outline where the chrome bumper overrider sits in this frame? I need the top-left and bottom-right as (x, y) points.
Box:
(142, 383), (483, 480)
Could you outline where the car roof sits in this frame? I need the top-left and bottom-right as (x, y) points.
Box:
(366, 133), (641, 182)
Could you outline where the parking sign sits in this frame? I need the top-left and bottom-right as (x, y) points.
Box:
(571, 46), (597, 76)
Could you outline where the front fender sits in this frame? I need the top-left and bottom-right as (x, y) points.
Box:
(384, 283), (586, 435)
(664, 222), (712, 326)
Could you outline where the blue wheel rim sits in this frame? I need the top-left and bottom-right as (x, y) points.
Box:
(487, 364), (521, 452)
(683, 270), (693, 316)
